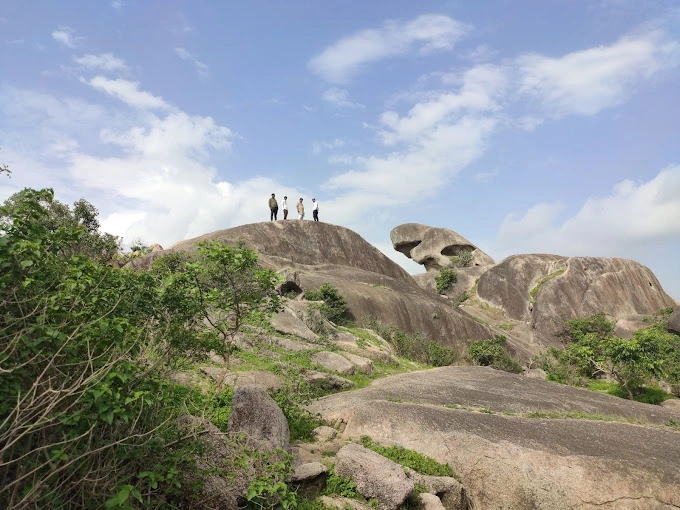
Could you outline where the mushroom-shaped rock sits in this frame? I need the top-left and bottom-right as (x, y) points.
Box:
(335, 443), (415, 510)
(227, 385), (289, 452)
(390, 223), (494, 272)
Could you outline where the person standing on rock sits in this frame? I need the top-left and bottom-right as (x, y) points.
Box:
(268, 193), (278, 221)
(296, 198), (305, 220)
(312, 198), (319, 222)
(282, 196), (288, 220)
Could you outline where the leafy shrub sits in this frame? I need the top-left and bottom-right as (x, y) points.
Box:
(324, 466), (361, 498)
(449, 250), (473, 268)
(435, 268), (458, 294)
(467, 336), (522, 373)
(305, 283), (350, 325)
(539, 312), (680, 400)
(366, 319), (456, 367)
(359, 436), (454, 477)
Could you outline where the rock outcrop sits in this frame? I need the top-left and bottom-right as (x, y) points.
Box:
(390, 223), (494, 271)
(477, 255), (677, 345)
(129, 221), (499, 353)
(309, 367), (680, 509)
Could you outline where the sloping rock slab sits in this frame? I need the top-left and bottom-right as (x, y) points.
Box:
(221, 370), (282, 392)
(335, 443), (414, 510)
(309, 367), (680, 510)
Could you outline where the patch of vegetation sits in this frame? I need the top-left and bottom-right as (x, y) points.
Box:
(0, 187), (291, 507)
(456, 291), (470, 304)
(435, 268), (458, 294)
(529, 268), (566, 302)
(359, 436), (455, 477)
(449, 250), (473, 268)
(467, 336), (523, 373)
(305, 283), (352, 325)
(324, 466), (361, 498)
(367, 319), (456, 367)
(537, 312), (680, 401)
(498, 323), (515, 331)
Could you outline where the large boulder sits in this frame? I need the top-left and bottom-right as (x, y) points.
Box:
(227, 385), (289, 452)
(669, 308), (680, 336)
(477, 255), (676, 346)
(390, 223), (494, 272)
(309, 367), (680, 510)
(335, 443), (415, 510)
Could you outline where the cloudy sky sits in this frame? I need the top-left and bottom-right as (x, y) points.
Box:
(1, 0), (679, 299)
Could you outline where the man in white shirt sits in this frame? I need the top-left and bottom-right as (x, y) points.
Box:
(282, 196), (288, 220)
(312, 198), (319, 222)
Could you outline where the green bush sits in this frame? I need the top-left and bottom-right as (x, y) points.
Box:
(449, 251), (473, 268)
(366, 319), (456, 367)
(467, 336), (522, 373)
(435, 268), (458, 294)
(305, 283), (350, 325)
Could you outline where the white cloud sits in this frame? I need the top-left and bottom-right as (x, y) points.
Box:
(174, 47), (210, 78)
(74, 53), (129, 72)
(517, 30), (680, 117)
(321, 88), (364, 109)
(378, 64), (507, 145)
(309, 14), (470, 84)
(85, 77), (170, 110)
(111, 0), (123, 8)
(312, 138), (346, 155)
(496, 166), (680, 256)
(52, 26), (81, 48)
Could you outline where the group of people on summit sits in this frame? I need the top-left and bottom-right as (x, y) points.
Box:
(268, 194), (319, 222)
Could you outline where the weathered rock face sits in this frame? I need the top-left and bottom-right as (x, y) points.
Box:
(477, 255), (677, 345)
(129, 221), (499, 352)
(390, 223), (494, 272)
(309, 367), (680, 510)
(669, 308), (680, 336)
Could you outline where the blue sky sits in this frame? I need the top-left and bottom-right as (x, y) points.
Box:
(1, 0), (680, 299)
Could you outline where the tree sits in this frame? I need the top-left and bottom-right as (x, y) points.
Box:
(180, 241), (281, 393)
(435, 268), (458, 294)
(1, 188), (120, 262)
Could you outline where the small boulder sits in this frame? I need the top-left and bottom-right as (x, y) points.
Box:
(221, 370), (282, 392)
(227, 385), (289, 452)
(335, 443), (414, 510)
(660, 398), (680, 411)
(300, 369), (355, 390)
(405, 468), (468, 510)
(312, 425), (338, 441)
(312, 351), (356, 375)
(271, 307), (319, 342)
(418, 493), (446, 510)
(290, 462), (327, 482)
(523, 368), (547, 380)
(342, 352), (374, 375)
(318, 496), (374, 510)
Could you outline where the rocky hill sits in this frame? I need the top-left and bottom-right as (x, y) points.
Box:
(126, 220), (680, 509)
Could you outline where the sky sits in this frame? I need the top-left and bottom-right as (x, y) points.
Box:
(1, 0), (679, 300)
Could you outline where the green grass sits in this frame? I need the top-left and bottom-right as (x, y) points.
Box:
(586, 380), (672, 404)
(359, 436), (455, 477)
(529, 269), (566, 302)
(498, 323), (515, 331)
